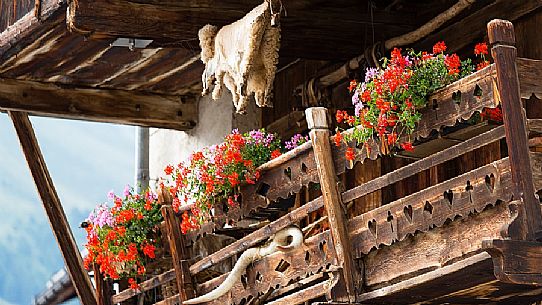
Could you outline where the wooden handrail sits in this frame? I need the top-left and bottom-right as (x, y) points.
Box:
(342, 125), (505, 204)
(189, 196), (324, 275)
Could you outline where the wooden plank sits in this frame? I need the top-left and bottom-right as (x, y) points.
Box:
(517, 58), (542, 99)
(93, 264), (113, 305)
(361, 201), (514, 289)
(111, 269), (176, 303)
(0, 0), (63, 60)
(342, 125), (505, 204)
(348, 154), (525, 257)
(265, 279), (333, 305)
(306, 107), (359, 302)
(265, 111), (307, 140)
(8, 111), (97, 305)
(360, 253), (495, 303)
(161, 205), (194, 302)
(483, 239), (542, 285)
(489, 19), (542, 240)
(189, 197), (324, 275)
(196, 232), (337, 305)
(65, 0), (417, 60)
(0, 78), (197, 130)
(414, 0), (542, 54)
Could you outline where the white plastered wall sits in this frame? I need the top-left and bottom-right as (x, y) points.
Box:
(149, 92), (262, 185)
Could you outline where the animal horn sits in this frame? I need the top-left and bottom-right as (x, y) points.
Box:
(183, 227), (303, 304)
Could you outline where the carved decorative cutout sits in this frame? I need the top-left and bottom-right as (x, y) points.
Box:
(198, 232), (337, 305)
(348, 156), (522, 257)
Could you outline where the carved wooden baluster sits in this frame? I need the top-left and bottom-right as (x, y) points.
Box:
(93, 264), (113, 305)
(489, 19), (542, 240)
(161, 205), (195, 303)
(306, 107), (360, 302)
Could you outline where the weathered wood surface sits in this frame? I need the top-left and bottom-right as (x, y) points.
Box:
(93, 264), (113, 305)
(265, 274), (338, 305)
(111, 269), (176, 303)
(265, 111), (307, 140)
(483, 239), (542, 285)
(0, 0), (63, 60)
(162, 205), (195, 302)
(342, 125), (505, 205)
(415, 0), (542, 54)
(66, 0), (420, 60)
(306, 107), (359, 301)
(360, 251), (542, 304)
(490, 19), (542, 240)
(362, 201), (515, 289)
(9, 111), (98, 305)
(348, 155), (525, 256)
(0, 4), (204, 98)
(0, 78), (198, 130)
(189, 197), (324, 275)
(517, 58), (542, 99)
(196, 231), (337, 305)
(0, 0), (33, 32)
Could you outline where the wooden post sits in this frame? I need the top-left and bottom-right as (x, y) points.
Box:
(8, 111), (98, 305)
(488, 19), (542, 240)
(161, 205), (195, 302)
(306, 107), (359, 302)
(93, 264), (113, 305)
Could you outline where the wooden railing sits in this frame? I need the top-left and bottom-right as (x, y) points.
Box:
(101, 20), (542, 305)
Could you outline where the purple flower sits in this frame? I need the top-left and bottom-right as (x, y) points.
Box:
(365, 67), (379, 83)
(264, 133), (275, 147)
(354, 101), (364, 117)
(352, 89), (360, 105)
(107, 190), (115, 200)
(248, 130), (264, 144)
(285, 134), (309, 150)
(88, 203), (115, 228)
(123, 185), (131, 197)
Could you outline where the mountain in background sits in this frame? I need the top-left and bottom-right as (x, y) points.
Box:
(0, 115), (135, 305)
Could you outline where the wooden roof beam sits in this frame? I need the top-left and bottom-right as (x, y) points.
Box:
(9, 111), (98, 305)
(414, 0), (542, 53)
(0, 78), (198, 130)
(65, 0), (418, 59)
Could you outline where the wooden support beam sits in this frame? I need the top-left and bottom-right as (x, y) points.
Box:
(415, 0), (542, 54)
(489, 19), (542, 240)
(161, 205), (195, 303)
(0, 78), (197, 130)
(93, 264), (113, 305)
(65, 0), (416, 59)
(8, 111), (98, 305)
(483, 239), (542, 285)
(306, 107), (360, 302)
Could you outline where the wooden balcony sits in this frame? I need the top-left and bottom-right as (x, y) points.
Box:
(97, 20), (542, 305)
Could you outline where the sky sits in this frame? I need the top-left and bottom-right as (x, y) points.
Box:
(0, 114), (135, 305)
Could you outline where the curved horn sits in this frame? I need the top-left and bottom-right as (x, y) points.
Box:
(184, 227), (303, 304)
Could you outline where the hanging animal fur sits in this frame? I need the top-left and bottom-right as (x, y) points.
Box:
(183, 227), (304, 304)
(198, 0), (282, 114)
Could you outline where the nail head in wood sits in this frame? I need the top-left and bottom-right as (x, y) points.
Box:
(305, 107), (329, 130)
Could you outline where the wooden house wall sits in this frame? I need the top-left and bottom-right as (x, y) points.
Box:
(262, 13), (542, 219)
(0, 0), (33, 32)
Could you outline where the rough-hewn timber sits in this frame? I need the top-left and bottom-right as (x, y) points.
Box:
(0, 78), (198, 130)
(9, 111), (98, 305)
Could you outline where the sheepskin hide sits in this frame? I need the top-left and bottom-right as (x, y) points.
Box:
(198, 0), (281, 114)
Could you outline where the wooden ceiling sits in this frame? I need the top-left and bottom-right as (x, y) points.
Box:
(66, 0), (461, 60)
